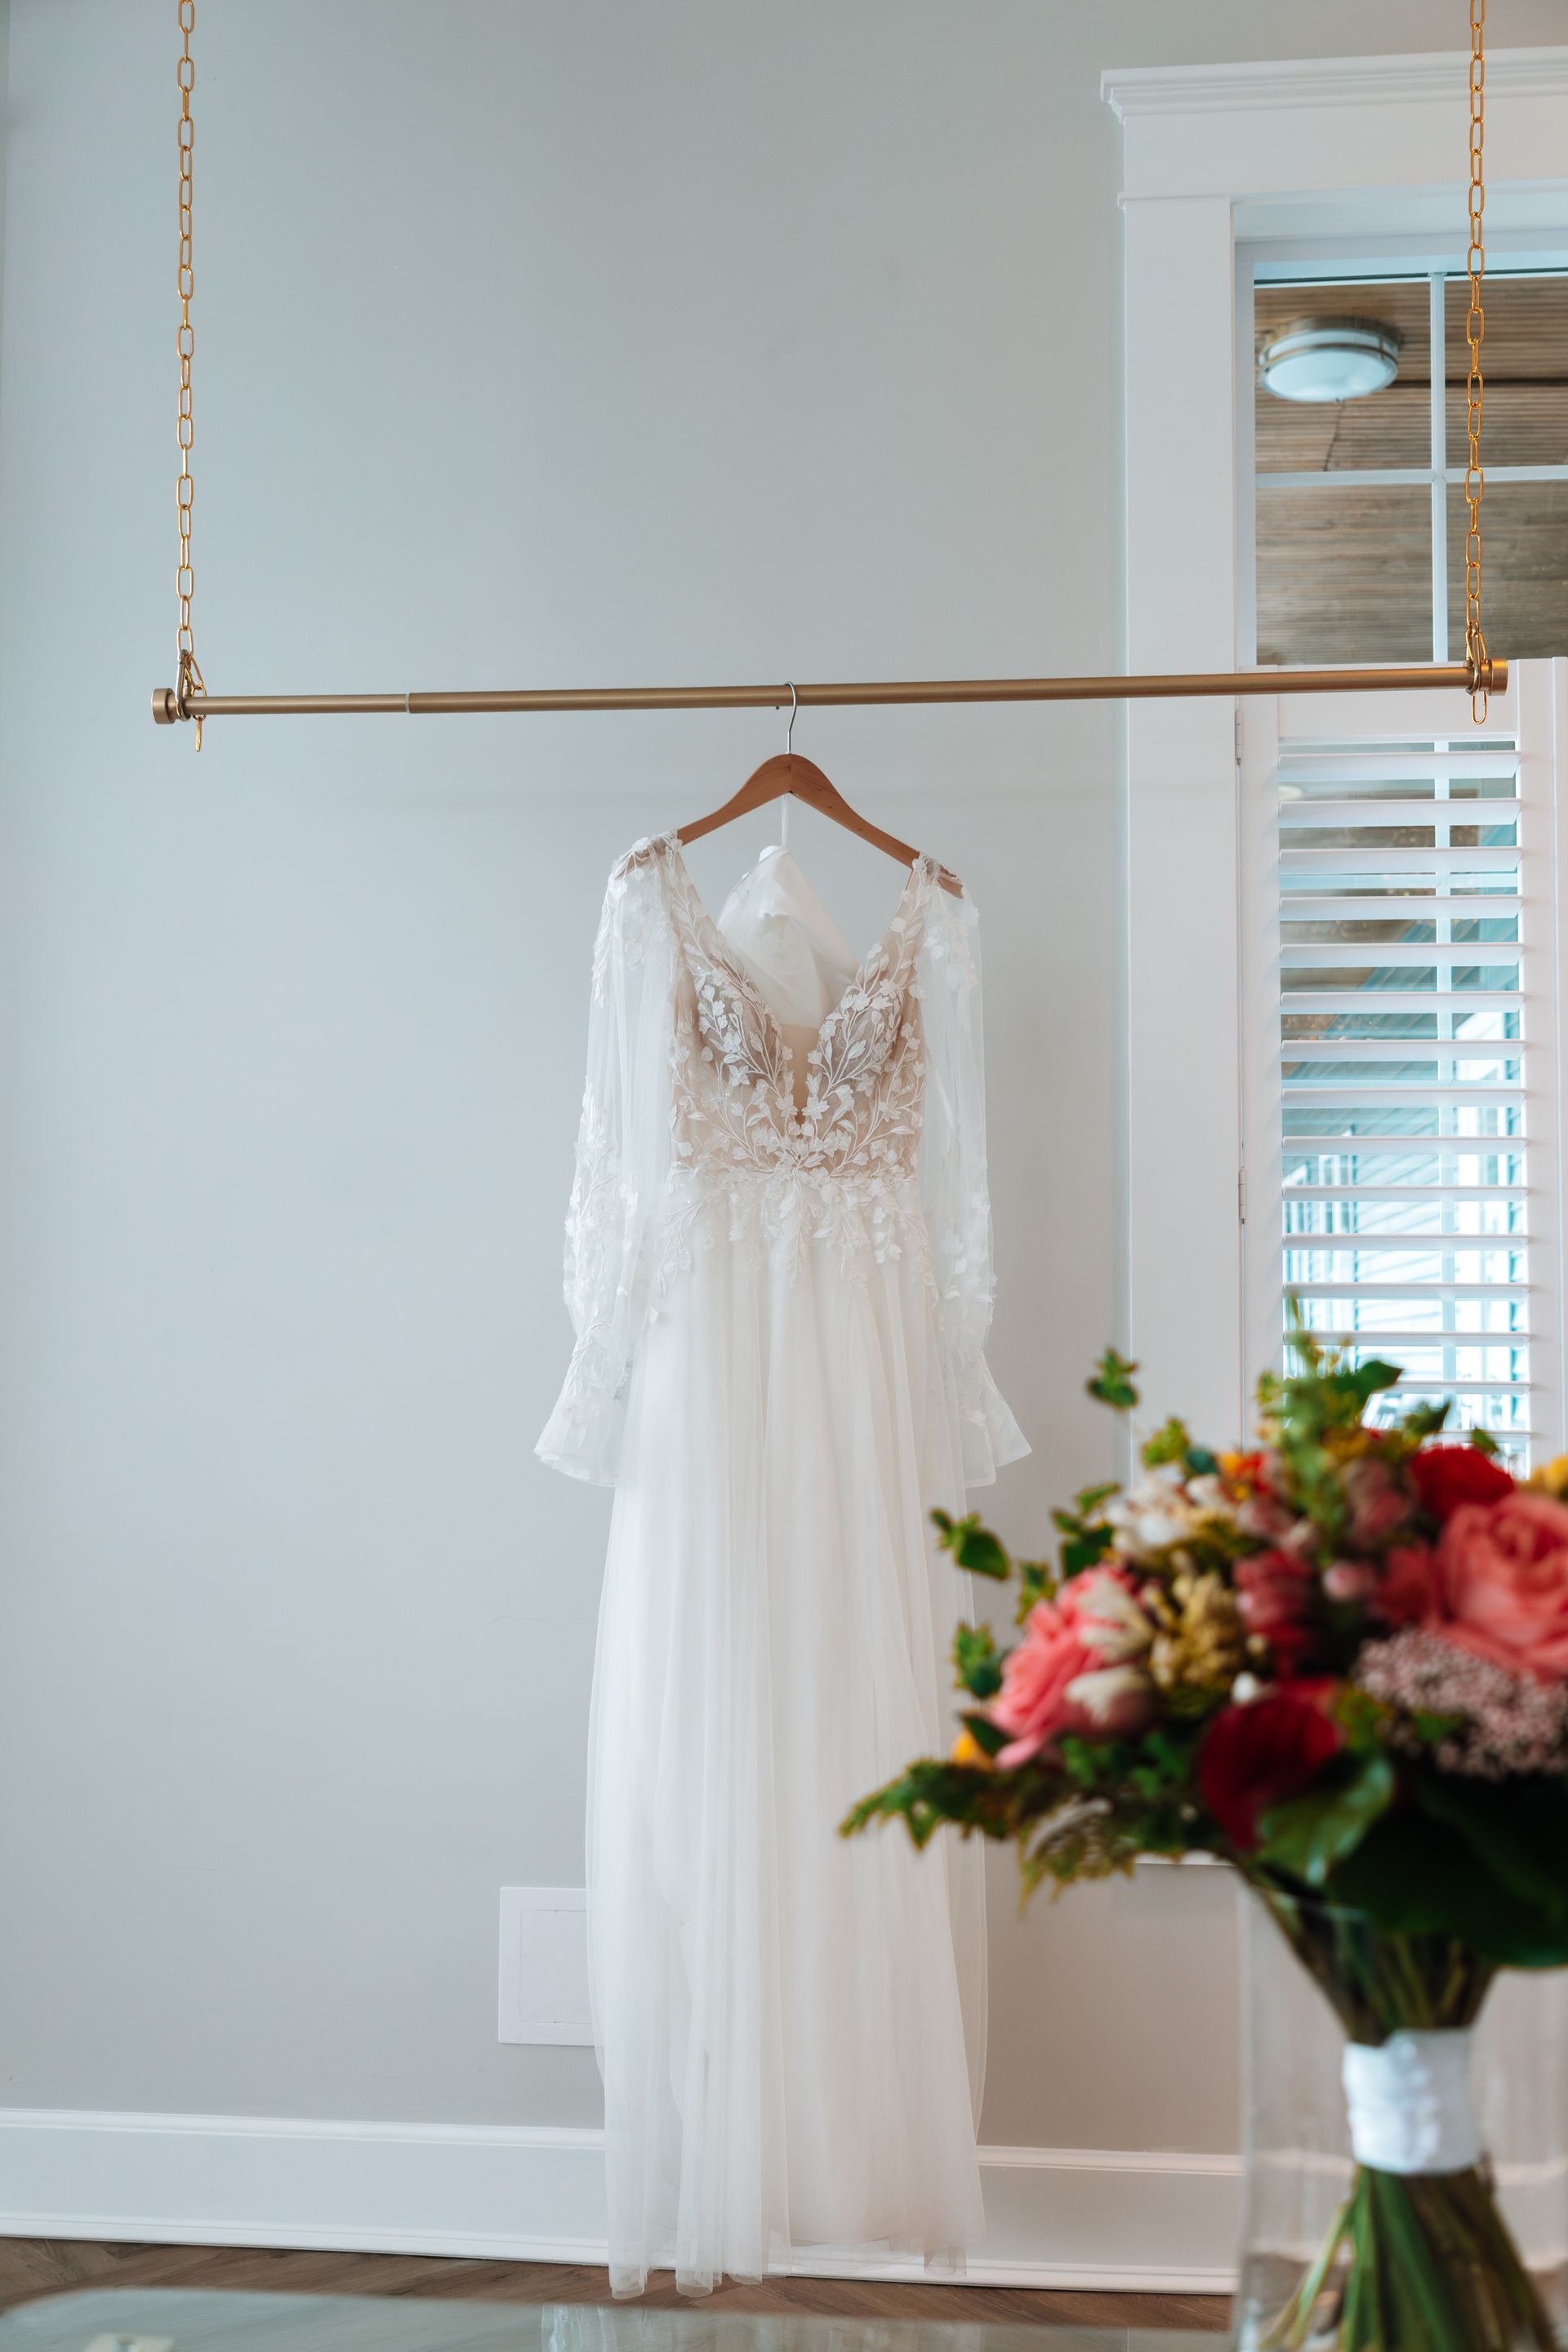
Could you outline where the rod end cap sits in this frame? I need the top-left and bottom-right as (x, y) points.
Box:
(1465, 651), (1507, 698)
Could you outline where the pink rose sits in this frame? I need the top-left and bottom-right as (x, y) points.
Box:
(988, 1569), (1153, 1767)
(1428, 1492), (1568, 1682)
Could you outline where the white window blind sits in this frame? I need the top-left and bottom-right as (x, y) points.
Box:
(1242, 670), (1565, 1470)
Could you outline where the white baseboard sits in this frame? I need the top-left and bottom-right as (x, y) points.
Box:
(0, 2109), (1239, 2294)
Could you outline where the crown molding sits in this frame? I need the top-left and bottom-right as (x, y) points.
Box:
(1102, 47), (1568, 122)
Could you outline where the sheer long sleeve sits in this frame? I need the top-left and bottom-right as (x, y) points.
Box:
(917, 883), (1029, 1487)
(537, 849), (675, 1486)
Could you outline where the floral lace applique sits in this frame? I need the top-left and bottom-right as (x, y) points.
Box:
(655, 834), (933, 1189)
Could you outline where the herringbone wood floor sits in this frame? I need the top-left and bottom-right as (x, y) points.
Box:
(0, 2239), (1228, 2332)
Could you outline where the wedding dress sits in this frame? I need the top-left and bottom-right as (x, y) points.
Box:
(538, 834), (1027, 2296)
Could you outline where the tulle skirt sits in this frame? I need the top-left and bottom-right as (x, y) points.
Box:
(586, 1192), (988, 2296)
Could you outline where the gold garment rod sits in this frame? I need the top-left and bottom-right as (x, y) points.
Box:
(150, 659), (1506, 725)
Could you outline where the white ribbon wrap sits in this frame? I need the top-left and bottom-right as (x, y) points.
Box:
(1341, 2029), (1481, 2175)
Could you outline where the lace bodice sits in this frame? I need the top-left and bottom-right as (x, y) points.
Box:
(661, 840), (931, 1187)
(537, 832), (1027, 1489)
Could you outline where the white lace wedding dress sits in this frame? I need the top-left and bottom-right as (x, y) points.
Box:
(538, 835), (1027, 2297)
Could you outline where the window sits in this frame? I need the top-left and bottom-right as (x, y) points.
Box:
(1243, 263), (1568, 1468)
(1241, 678), (1563, 1473)
(1252, 271), (1568, 667)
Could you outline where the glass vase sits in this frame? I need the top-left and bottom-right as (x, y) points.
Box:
(1233, 1887), (1568, 2351)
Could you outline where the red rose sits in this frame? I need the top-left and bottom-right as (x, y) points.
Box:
(1410, 1443), (1515, 1521)
(1235, 1548), (1320, 1672)
(1378, 1542), (1439, 1626)
(1197, 1684), (1343, 1852)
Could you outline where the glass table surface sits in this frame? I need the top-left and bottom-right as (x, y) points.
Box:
(0, 2294), (1223, 2352)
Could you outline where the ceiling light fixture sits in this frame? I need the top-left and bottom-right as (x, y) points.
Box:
(1258, 316), (1402, 403)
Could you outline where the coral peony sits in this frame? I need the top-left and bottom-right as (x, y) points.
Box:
(1196, 1682), (1343, 1851)
(987, 1568), (1154, 1766)
(1431, 1491), (1568, 1681)
(1410, 1442), (1516, 1521)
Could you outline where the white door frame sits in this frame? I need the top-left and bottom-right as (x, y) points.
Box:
(1102, 45), (1568, 1441)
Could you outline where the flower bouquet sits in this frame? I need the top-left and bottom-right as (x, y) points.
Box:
(844, 1339), (1568, 2350)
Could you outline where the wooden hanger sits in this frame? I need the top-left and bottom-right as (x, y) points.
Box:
(676, 686), (962, 896)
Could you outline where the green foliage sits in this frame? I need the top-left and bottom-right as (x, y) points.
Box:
(1140, 1417), (1190, 1469)
(1058, 1724), (1199, 1799)
(1263, 1313), (1405, 1440)
(1248, 1748), (1568, 1966)
(1401, 1399), (1454, 1442)
(840, 1757), (1017, 1849)
(1413, 1771), (1568, 1922)
(1050, 1726), (1205, 1864)
(952, 1622), (1003, 1700)
(1329, 1682), (1388, 1747)
(1330, 1806), (1568, 1968)
(1258, 1751), (1396, 1888)
(844, 1717), (1209, 1900)
(1086, 1348), (1139, 1410)
(930, 1508), (1011, 1582)
(1057, 1734), (1127, 1791)
(1075, 1481), (1122, 1517)
(1134, 1724), (1203, 1790)
(1051, 1482), (1119, 1580)
(1409, 1707), (1468, 1747)
(1016, 1555), (1058, 1617)
(1137, 1419), (1222, 1481)
(1250, 1313), (1432, 1558)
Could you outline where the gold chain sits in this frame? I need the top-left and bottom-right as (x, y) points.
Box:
(176, 0), (205, 746)
(158, 0), (1496, 739)
(1463, 0), (1488, 721)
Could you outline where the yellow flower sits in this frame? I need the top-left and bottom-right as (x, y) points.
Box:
(950, 1728), (992, 1771)
(1528, 1454), (1568, 1497)
(1146, 1568), (1246, 1695)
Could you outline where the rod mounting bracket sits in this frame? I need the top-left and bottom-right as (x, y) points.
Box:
(1465, 653), (1507, 697)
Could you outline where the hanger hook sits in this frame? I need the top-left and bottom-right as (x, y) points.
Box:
(785, 680), (797, 756)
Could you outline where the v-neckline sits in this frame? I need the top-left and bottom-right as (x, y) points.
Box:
(657, 833), (930, 1064)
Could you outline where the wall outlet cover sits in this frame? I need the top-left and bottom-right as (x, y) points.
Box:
(497, 1886), (593, 2046)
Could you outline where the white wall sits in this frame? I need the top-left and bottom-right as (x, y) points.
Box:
(1, 0), (1564, 2238)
